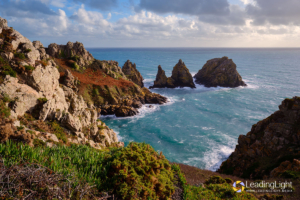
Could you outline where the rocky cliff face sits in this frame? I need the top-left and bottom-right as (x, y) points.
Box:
(150, 59), (195, 89)
(218, 97), (300, 179)
(46, 41), (94, 68)
(0, 17), (121, 149)
(194, 57), (246, 88)
(122, 60), (144, 88)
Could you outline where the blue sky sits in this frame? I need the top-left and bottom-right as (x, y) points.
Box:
(1, 0), (300, 47)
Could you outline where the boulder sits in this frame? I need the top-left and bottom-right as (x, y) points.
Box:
(150, 59), (195, 88)
(0, 76), (41, 118)
(122, 60), (144, 87)
(194, 57), (246, 87)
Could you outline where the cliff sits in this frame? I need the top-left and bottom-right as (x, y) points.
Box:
(48, 44), (167, 117)
(194, 57), (246, 87)
(150, 59), (195, 89)
(0, 17), (121, 149)
(218, 97), (300, 179)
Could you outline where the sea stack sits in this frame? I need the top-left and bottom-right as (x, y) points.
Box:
(194, 57), (246, 87)
(150, 59), (195, 89)
(122, 60), (144, 87)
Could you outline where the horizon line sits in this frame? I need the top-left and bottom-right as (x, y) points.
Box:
(85, 47), (300, 49)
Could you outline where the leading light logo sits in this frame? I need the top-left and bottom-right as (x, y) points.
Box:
(233, 181), (245, 193)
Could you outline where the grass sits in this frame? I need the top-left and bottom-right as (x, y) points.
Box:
(0, 141), (176, 199)
(0, 56), (17, 77)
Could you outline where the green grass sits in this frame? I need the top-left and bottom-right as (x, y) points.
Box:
(0, 141), (176, 199)
(71, 62), (79, 70)
(37, 97), (48, 104)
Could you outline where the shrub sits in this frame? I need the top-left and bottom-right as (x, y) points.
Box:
(24, 48), (31, 53)
(14, 52), (26, 59)
(33, 139), (46, 147)
(37, 98), (48, 104)
(71, 62), (79, 71)
(2, 64), (17, 77)
(103, 142), (175, 200)
(24, 65), (34, 71)
(70, 55), (80, 62)
(0, 100), (10, 118)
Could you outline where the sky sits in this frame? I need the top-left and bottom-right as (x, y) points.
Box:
(1, 0), (300, 47)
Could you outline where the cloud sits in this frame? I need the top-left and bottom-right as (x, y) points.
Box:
(246, 0), (300, 26)
(71, 0), (118, 11)
(136, 0), (230, 16)
(0, 0), (57, 18)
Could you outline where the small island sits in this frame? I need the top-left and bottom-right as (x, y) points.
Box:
(194, 56), (246, 88)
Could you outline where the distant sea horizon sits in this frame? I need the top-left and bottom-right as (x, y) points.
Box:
(88, 48), (300, 171)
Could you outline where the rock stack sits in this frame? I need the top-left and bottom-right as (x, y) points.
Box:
(194, 57), (246, 87)
(122, 60), (144, 87)
(150, 59), (195, 89)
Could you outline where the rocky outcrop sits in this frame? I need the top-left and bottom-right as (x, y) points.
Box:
(46, 41), (94, 67)
(0, 17), (8, 30)
(122, 60), (144, 87)
(218, 97), (300, 179)
(150, 59), (195, 88)
(270, 159), (300, 178)
(194, 57), (246, 87)
(88, 59), (127, 79)
(0, 17), (122, 149)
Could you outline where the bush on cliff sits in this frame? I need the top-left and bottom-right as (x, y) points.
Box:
(102, 142), (175, 199)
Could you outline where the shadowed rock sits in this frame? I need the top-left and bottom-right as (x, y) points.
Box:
(150, 59), (195, 89)
(194, 57), (246, 87)
(122, 60), (144, 87)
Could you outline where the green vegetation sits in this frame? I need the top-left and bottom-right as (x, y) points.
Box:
(0, 100), (10, 118)
(0, 56), (17, 77)
(280, 170), (300, 179)
(24, 48), (31, 53)
(14, 52), (26, 59)
(70, 55), (80, 62)
(172, 165), (255, 200)
(37, 97), (48, 104)
(24, 65), (34, 71)
(103, 142), (175, 199)
(59, 50), (66, 58)
(49, 121), (67, 143)
(0, 141), (177, 199)
(71, 62), (79, 70)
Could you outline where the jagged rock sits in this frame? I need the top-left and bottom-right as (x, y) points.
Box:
(46, 41), (94, 67)
(218, 97), (300, 179)
(0, 76), (41, 118)
(150, 59), (195, 88)
(10, 30), (33, 51)
(194, 57), (246, 87)
(89, 60), (127, 79)
(122, 60), (144, 87)
(19, 42), (41, 65)
(32, 41), (44, 49)
(115, 106), (139, 117)
(151, 65), (168, 88)
(63, 70), (76, 89)
(0, 17), (8, 29)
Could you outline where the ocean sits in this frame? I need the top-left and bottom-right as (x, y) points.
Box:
(87, 48), (300, 171)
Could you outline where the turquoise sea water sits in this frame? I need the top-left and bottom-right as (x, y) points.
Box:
(87, 48), (300, 171)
